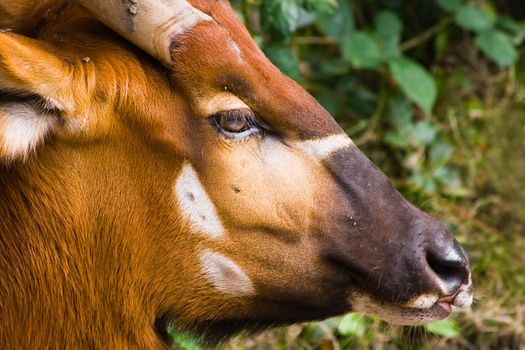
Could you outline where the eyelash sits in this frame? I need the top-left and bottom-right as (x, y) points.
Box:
(210, 109), (264, 140)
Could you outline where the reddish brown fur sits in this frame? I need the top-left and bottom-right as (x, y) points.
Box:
(0, 3), (191, 348)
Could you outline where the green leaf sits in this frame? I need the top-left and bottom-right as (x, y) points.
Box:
(433, 166), (463, 193)
(315, 90), (341, 115)
(436, 0), (463, 12)
(411, 172), (438, 193)
(304, 0), (338, 13)
(389, 57), (437, 113)
(497, 16), (525, 37)
(385, 129), (411, 148)
(375, 11), (402, 38)
(317, 1), (353, 45)
(382, 38), (401, 59)
(260, 0), (301, 40)
(172, 333), (203, 350)
(342, 31), (383, 69)
(263, 46), (302, 82)
(320, 317), (339, 330)
(388, 93), (413, 128)
(337, 313), (367, 337)
(497, 16), (525, 33)
(430, 141), (453, 165)
(497, 16), (525, 45)
(475, 29), (518, 67)
(345, 86), (378, 117)
(167, 325), (203, 350)
(375, 11), (402, 58)
(411, 120), (438, 145)
(296, 8), (316, 29)
(424, 319), (461, 337)
(455, 5), (494, 32)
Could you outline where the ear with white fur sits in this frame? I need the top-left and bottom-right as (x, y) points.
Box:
(0, 32), (76, 162)
(0, 95), (61, 161)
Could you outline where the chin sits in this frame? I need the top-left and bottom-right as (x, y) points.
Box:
(163, 299), (351, 346)
(350, 294), (454, 325)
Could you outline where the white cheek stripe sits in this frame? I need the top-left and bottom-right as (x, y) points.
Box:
(295, 134), (354, 160)
(229, 39), (243, 62)
(174, 164), (225, 238)
(200, 250), (255, 295)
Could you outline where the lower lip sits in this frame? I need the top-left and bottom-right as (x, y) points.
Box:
(435, 301), (452, 315)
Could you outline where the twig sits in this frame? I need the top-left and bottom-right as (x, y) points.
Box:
(434, 197), (501, 235)
(354, 73), (388, 146)
(400, 16), (454, 52)
(293, 36), (335, 45)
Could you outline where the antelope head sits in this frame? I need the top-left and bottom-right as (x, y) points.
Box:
(82, 0), (474, 337)
(0, 0), (473, 346)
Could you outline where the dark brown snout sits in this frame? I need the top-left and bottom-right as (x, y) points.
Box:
(322, 146), (472, 309)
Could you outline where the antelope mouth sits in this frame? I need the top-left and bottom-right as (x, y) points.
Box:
(407, 298), (457, 320)
(351, 282), (473, 325)
(434, 283), (474, 313)
(411, 300), (453, 320)
(351, 297), (450, 325)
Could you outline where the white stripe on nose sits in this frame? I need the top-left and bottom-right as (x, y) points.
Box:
(174, 163), (224, 238)
(295, 134), (354, 160)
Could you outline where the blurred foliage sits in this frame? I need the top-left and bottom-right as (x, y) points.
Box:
(224, 0), (524, 349)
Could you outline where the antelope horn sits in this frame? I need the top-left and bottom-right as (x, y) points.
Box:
(75, 0), (212, 65)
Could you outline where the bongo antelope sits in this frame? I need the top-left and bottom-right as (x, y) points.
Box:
(0, 0), (473, 347)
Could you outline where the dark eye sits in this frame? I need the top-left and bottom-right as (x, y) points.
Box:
(211, 108), (262, 139)
(219, 109), (250, 133)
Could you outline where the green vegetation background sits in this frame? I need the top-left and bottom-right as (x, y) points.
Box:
(222, 0), (524, 349)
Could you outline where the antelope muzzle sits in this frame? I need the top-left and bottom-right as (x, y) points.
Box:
(321, 145), (473, 324)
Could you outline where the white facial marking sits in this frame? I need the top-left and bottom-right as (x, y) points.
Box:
(203, 92), (249, 116)
(175, 164), (225, 238)
(200, 249), (255, 295)
(0, 103), (58, 160)
(405, 293), (439, 309)
(229, 39), (243, 62)
(295, 134), (354, 160)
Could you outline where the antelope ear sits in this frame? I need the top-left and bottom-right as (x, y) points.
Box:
(0, 32), (74, 161)
(0, 95), (61, 161)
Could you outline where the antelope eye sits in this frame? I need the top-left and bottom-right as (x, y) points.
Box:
(211, 108), (262, 139)
(219, 109), (250, 133)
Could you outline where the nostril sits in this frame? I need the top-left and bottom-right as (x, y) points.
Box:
(426, 251), (468, 294)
